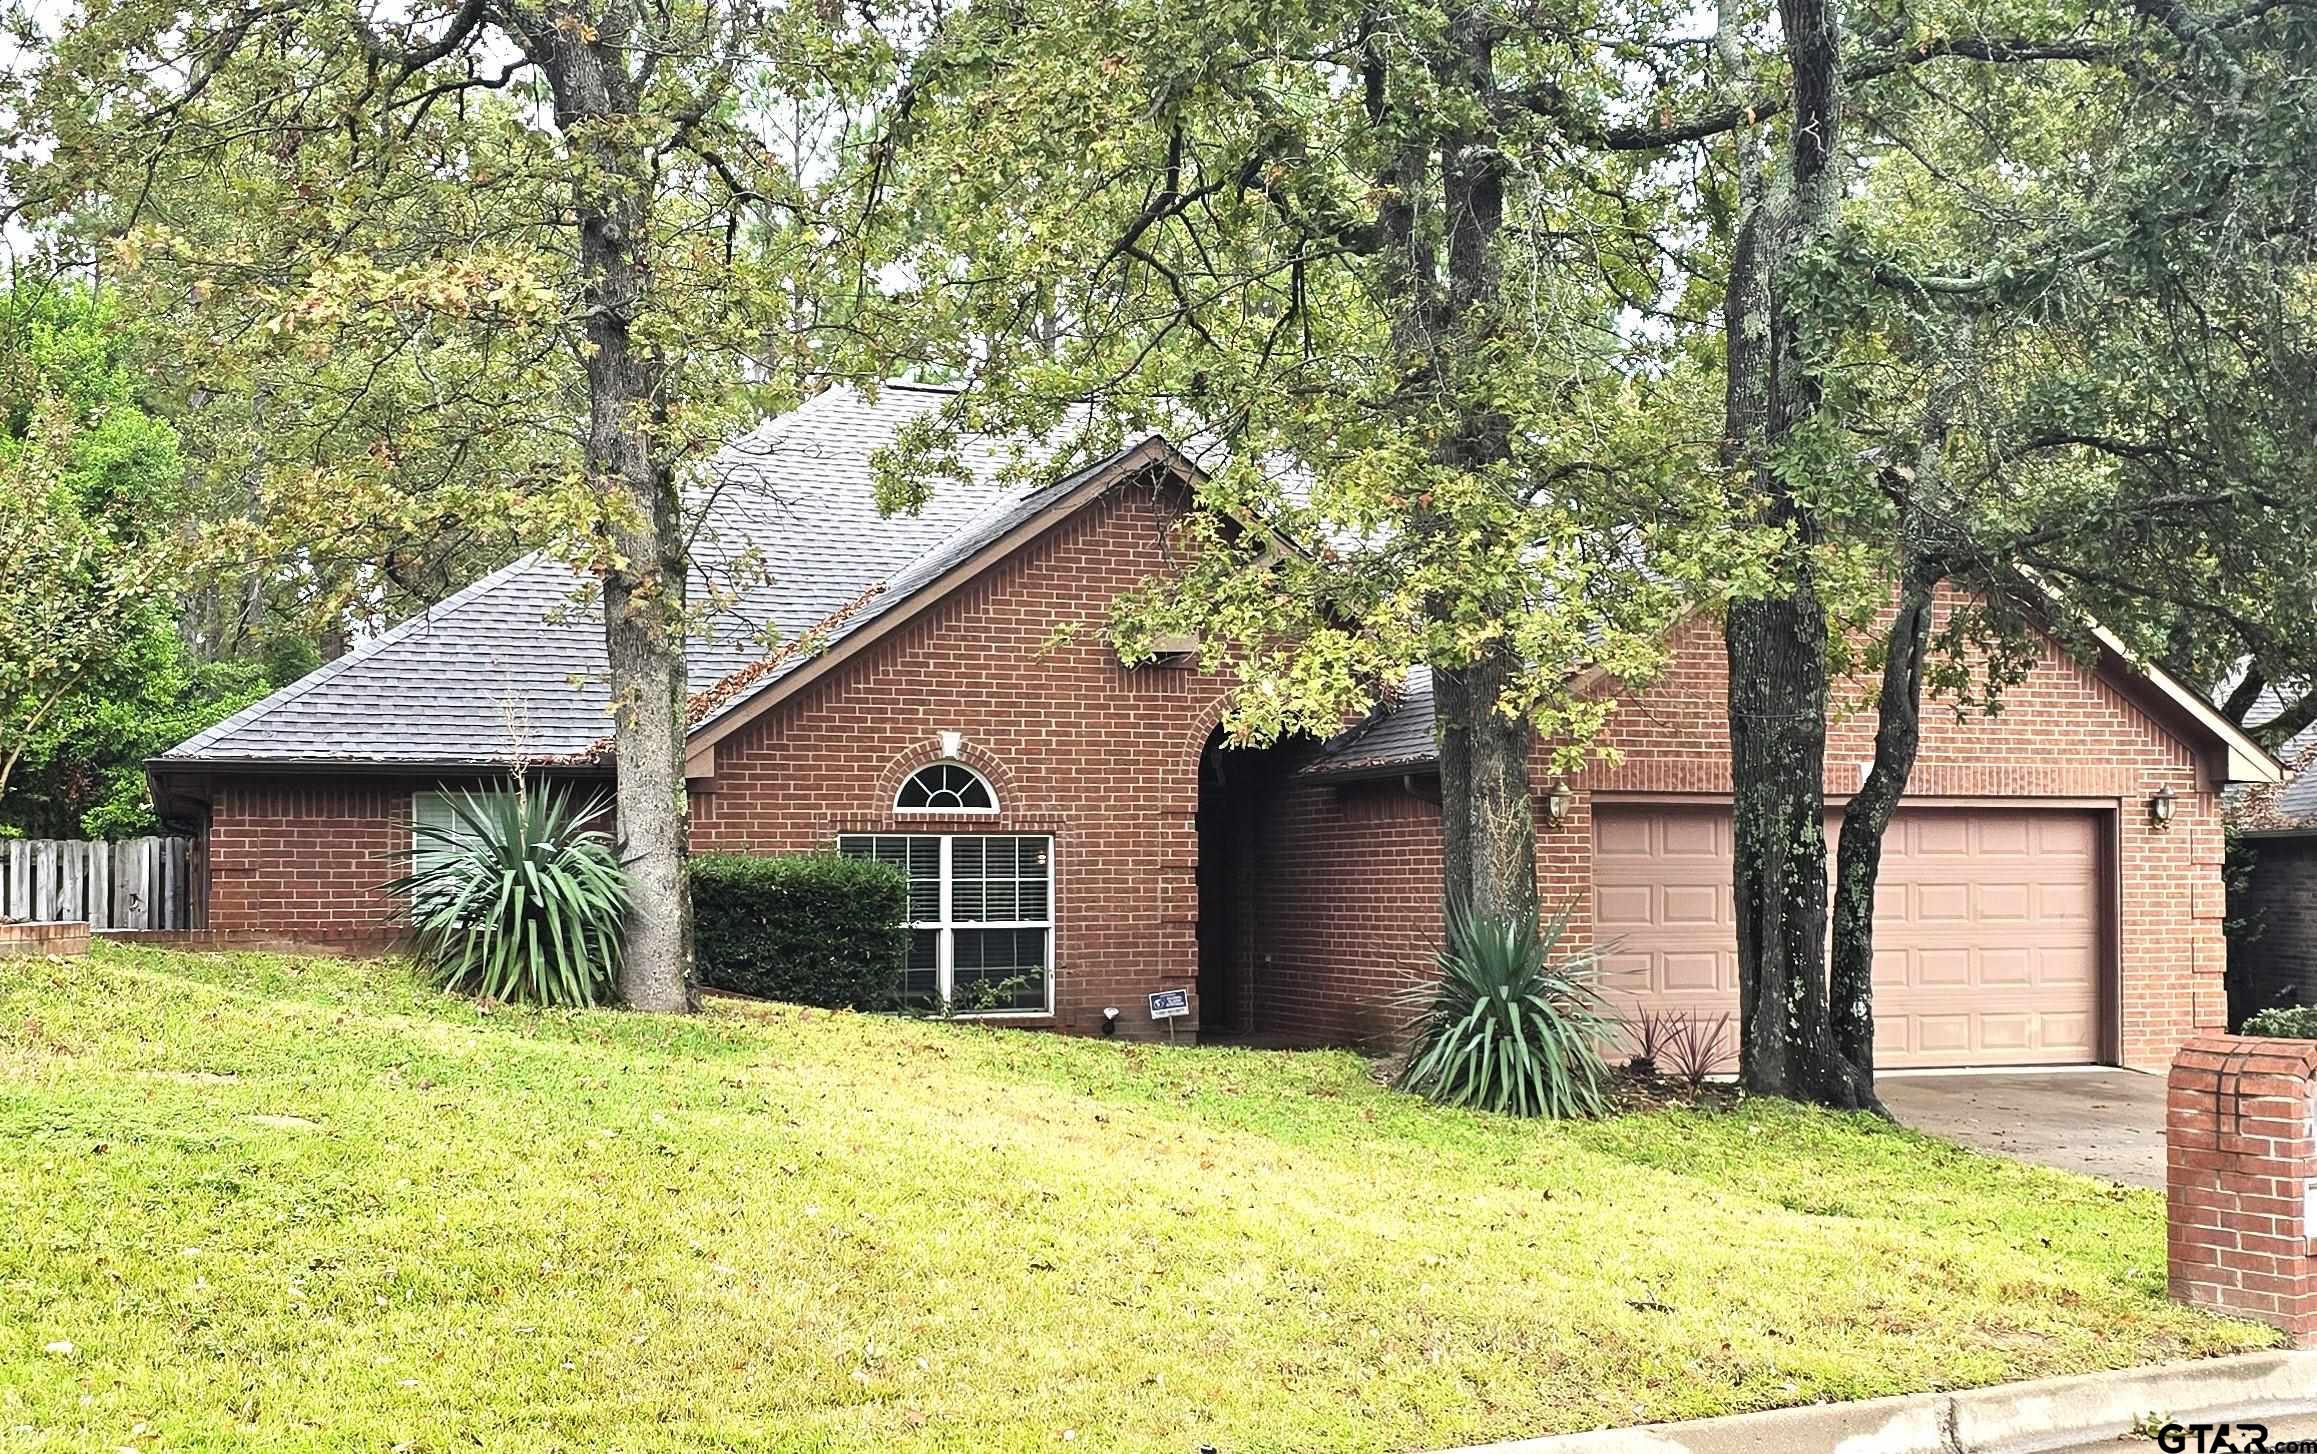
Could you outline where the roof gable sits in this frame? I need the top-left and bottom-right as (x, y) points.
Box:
(1305, 601), (2283, 786)
(156, 385), (1135, 770)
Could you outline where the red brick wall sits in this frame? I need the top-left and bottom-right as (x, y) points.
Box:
(1258, 598), (2230, 1068)
(1252, 776), (1444, 1047)
(2168, 1033), (2317, 1342)
(207, 777), (418, 951)
(204, 773), (611, 954)
(0, 920), (90, 958)
(687, 479), (1239, 1038)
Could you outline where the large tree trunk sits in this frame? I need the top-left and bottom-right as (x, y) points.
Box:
(1413, 7), (1544, 928)
(533, 24), (695, 1012)
(1727, 587), (1865, 1103)
(1719, 0), (1875, 1106)
(1829, 522), (1945, 1080)
(1434, 651), (1541, 924)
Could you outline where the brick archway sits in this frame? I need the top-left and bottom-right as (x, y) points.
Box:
(1172, 694), (1235, 816)
(872, 737), (1024, 819)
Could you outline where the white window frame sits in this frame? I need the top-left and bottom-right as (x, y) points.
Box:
(892, 761), (1001, 817)
(837, 832), (1054, 1018)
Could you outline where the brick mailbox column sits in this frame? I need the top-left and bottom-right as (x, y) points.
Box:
(2169, 1034), (2317, 1341)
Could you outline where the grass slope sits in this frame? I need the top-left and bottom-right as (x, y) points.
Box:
(0, 945), (2270, 1453)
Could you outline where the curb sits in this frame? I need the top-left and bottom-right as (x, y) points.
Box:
(1433, 1350), (2317, 1454)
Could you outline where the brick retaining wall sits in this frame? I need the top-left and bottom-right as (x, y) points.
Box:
(2168, 1033), (2317, 1342)
(0, 920), (90, 958)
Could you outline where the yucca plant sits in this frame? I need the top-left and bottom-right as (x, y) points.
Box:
(381, 786), (629, 1007)
(1392, 903), (1613, 1118)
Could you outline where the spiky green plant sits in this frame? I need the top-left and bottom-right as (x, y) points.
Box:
(381, 786), (628, 1007)
(1392, 904), (1613, 1118)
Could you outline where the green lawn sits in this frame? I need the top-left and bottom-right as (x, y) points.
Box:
(0, 945), (2270, 1453)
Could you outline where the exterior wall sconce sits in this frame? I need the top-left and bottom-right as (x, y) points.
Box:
(2149, 784), (2176, 827)
(1545, 781), (1574, 828)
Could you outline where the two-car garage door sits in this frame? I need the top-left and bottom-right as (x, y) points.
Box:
(1592, 805), (2105, 1068)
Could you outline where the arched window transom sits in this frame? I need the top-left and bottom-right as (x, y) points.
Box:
(896, 761), (997, 815)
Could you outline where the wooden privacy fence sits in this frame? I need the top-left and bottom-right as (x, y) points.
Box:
(0, 836), (198, 930)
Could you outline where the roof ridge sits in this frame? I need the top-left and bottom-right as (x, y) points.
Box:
(683, 436), (1175, 742)
(158, 552), (552, 761)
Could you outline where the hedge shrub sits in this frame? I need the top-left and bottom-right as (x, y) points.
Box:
(692, 852), (910, 1009)
(2242, 1005), (2317, 1040)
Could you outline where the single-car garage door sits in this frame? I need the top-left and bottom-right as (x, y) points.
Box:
(1592, 804), (2105, 1068)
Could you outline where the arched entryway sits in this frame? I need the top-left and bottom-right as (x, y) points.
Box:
(1194, 725), (1298, 1040)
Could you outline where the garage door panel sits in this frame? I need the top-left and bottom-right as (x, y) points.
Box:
(1976, 816), (2031, 854)
(1916, 947), (1972, 987)
(1871, 946), (1909, 991)
(2038, 945), (2096, 987)
(1917, 882), (1971, 922)
(2037, 882), (2092, 923)
(1873, 1017), (1910, 1056)
(1914, 817), (1972, 854)
(1593, 805), (2104, 1069)
(1976, 882), (2031, 920)
(1658, 814), (1725, 857)
(1662, 884), (1721, 924)
(1915, 1015), (1973, 1056)
(1594, 883), (1657, 928)
(2040, 1012), (2096, 1057)
(2038, 816), (2096, 855)
(1981, 1014), (2033, 1051)
(1980, 946), (2033, 985)
(1596, 814), (1655, 855)
(1661, 950), (1726, 993)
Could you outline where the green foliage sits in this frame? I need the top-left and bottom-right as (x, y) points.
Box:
(0, 280), (201, 821)
(2242, 1006), (2317, 1041)
(4, 0), (898, 647)
(40, 655), (273, 840)
(1393, 905), (1614, 1118)
(691, 853), (911, 1010)
(382, 786), (628, 1008)
(0, 281), (310, 838)
(860, 0), (1736, 766)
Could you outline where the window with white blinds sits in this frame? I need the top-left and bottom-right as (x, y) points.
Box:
(836, 834), (1052, 1015)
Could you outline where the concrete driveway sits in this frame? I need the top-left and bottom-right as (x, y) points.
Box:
(1877, 1069), (2166, 1189)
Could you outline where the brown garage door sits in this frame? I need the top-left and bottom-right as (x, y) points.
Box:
(1592, 805), (2104, 1068)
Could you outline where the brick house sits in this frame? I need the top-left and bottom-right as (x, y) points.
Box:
(2221, 722), (2317, 1025)
(151, 385), (2280, 1067)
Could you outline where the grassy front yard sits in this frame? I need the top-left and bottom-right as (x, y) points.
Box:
(0, 945), (2270, 1452)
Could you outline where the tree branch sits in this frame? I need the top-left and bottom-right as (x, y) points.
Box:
(1513, 34), (2113, 151)
(354, 0), (489, 74)
(2223, 665), (2270, 724)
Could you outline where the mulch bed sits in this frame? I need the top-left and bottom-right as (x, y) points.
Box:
(1604, 1064), (1745, 1114)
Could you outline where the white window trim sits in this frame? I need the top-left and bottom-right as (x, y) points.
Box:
(892, 761), (1001, 817)
(839, 832), (1054, 1018)
(413, 788), (505, 850)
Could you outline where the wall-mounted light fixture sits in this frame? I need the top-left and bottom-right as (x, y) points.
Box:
(2149, 784), (2177, 827)
(1545, 780), (1574, 828)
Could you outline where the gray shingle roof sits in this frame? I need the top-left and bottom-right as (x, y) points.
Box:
(1304, 667), (1437, 777)
(2212, 674), (2314, 828)
(161, 385), (1134, 768)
